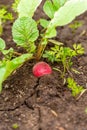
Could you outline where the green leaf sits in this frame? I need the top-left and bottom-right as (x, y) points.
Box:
(0, 53), (32, 92)
(0, 25), (3, 36)
(51, 0), (87, 26)
(0, 38), (5, 50)
(52, 0), (61, 10)
(73, 44), (84, 55)
(52, 0), (68, 8)
(43, 0), (68, 19)
(69, 20), (83, 30)
(12, 17), (39, 47)
(17, 0), (42, 18)
(0, 8), (13, 21)
(2, 48), (14, 55)
(48, 39), (63, 46)
(12, 0), (20, 12)
(0, 65), (6, 92)
(40, 19), (50, 28)
(46, 0), (87, 36)
(45, 27), (57, 38)
(43, 0), (56, 19)
(67, 77), (84, 97)
(12, 123), (19, 129)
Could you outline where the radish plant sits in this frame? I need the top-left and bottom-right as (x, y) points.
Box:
(0, 38), (32, 91)
(0, 0), (87, 94)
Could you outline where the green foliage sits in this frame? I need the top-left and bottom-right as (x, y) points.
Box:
(0, 52), (32, 92)
(12, 0), (20, 12)
(43, 0), (57, 19)
(45, 27), (57, 38)
(40, 0), (68, 29)
(0, 8), (13, 22)
(12, 17), (39, 53)
(85, 108), (87, 114)
(67, 77), (84, 97)
(12, 123), (19, 129)
(43, 43), (84, 63)
(2, 48), (14, 60)
(43, 0), (68, 19)
(0, 38), (6, 50)
(17, 0), (42, 18)
(73, 43), (84, 54)
(0, 7), (13, 35)
(43, 44), (84, 76)
(40, 19), (50, 28)
(52, 0), (68, 8)
(0, 38), (32, 91)
(69, 20), (83, 31)
(48, 39), (63, 46)
(45, 0), (87, 38)
(0, 38), (14, 60)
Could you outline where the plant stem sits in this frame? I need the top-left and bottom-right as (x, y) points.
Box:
(14, 51), (22, 56)
(36, 38), (47, 60)
(36, 43), (45, 60)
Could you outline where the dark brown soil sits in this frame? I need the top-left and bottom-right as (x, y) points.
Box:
(0, 0), (87, 130)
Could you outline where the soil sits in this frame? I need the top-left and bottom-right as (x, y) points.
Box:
(0, 0), (87, 130)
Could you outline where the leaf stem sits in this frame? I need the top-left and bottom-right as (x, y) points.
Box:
(36, 43), (46, 60)
(14, 51), (22, 56)
(36, 37), (47, 60)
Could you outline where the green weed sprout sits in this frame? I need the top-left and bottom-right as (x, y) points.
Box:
(12, 123), (19, 129)
(12, 0), (20, 12)
(67, 77), (84, 97)
(43, 43), (84, 77)
(0, 7), (13, 35)
(69, 20), (83, 32)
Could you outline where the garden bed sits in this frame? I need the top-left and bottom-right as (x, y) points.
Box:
(0, 0), (87, 130)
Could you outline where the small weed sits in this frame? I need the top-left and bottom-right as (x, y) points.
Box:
(67, 77), (84, 97)
(12, 123), (19, 129)
(0, 7), (13, 35)
(85, 108), (87, 114)
(69, 20), (83, 32)
(43, 43), (84, 77)
(12, 0), (20, 12)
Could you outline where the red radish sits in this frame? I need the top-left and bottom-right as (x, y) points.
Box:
(33, 61), (52, 77)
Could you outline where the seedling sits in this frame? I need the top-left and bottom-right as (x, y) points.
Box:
(85, 108), (87, 114)
(67, 77), (84, 97)
(0, 0), (87, 94)
(12, 123), (19, 129)
(43, 43), (84, 77)
(12, 0), (20, 12)
(69, 20), (83, 32)
(0, 7), (13, 35)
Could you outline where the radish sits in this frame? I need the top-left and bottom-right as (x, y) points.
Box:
(33, 61), (52, 77)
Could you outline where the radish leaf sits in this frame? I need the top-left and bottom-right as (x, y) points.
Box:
(0, 38), (5, 50)
(0, 53), (32, 92)
(12, 17), (39, 52)
(46, 0), (87, 38)
(17, 0), (42, 18)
